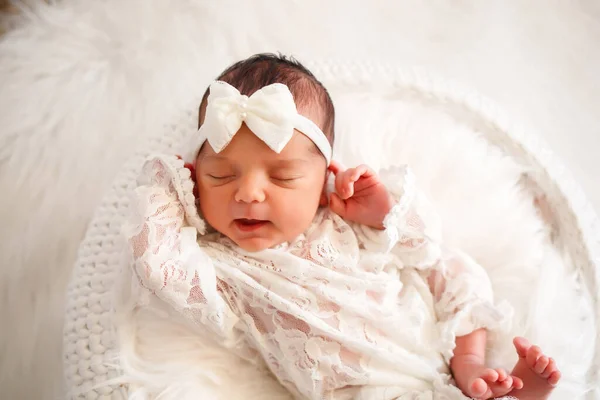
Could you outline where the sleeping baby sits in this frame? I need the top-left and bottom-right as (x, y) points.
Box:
(124, 53), (561, 400)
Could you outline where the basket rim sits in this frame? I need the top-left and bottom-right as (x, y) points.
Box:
(307, 59), (600, 261)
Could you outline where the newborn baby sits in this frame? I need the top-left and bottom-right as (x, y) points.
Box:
(124, 53), (560, 400)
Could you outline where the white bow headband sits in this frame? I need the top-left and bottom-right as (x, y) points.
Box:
(183, 81), (332, 165)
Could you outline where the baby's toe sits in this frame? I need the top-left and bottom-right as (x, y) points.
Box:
(513, 337), (531, 358)
(534, 356), (550, 375)
(494, 368), (508, 382)
(481, 368), (499, 383)
(526, 345), (543, 367)
(541, 358), (557, 379)
(548, 370), (562, 386)
(487, 375), (513, 398)
(470, 378), (489, 397)
(499, 375), (513, 389)
(512, 376), (524, 390)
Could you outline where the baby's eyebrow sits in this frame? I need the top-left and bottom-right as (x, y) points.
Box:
(202, 155), (230, 163)
(272, 159), (309, 168)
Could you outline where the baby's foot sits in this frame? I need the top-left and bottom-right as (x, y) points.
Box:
(452, 354), (523, 399)
(508, 337), (561, 400)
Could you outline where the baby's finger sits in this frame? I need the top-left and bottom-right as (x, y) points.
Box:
(334, 170), (350, 198)
(334, 169), (354, 199)
(350, 165), (369, 181)
(342, 171), (358, 199)
(328, 160), (343, 175)
(352, 165), (378, 183)
(328, 193), (347, 218)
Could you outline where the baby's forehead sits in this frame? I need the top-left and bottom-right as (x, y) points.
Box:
(199, 130), (320, 164)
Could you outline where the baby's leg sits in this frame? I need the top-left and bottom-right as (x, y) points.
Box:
(427, 251), (518, 399)
(427, 249), (501, 326)
(450, 330), (521, 399)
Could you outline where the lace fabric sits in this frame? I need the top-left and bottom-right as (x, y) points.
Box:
(123, 155), (513, 400)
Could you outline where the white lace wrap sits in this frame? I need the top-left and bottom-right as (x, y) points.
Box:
(122, 154), (513, 399)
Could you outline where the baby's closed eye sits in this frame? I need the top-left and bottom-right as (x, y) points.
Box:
(269, 167), (308, 186)
(269, 165), (306, 184)
(204, 171), (237, 185)
(208, 174), (235, 180)
(271, 174), (302, 182)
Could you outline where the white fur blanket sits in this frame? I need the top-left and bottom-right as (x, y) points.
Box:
(1, 1), (599, 400)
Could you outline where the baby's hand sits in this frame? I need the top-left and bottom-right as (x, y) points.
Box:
(327, 161), (394, 229)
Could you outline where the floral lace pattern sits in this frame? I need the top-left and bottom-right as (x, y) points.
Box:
(123, 155), (512, 400)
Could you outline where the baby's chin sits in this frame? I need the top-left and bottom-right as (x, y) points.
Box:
(231, 236), (282, 252)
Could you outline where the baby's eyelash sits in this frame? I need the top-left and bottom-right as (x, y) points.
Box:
(208, 174), (234, 180)
(272, 176), (301, 182)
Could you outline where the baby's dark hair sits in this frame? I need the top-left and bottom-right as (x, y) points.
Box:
(198, 53), (335, 146)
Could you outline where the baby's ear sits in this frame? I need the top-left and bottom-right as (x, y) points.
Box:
(183, 161), (198, 198)
(319, 170), (333, 206)
(184, 163), (196, 180)
(319, 190), (329, 207)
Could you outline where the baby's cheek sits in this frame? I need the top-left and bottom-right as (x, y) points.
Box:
(198, 191), (227, 228)
(276, 191), (321, 235)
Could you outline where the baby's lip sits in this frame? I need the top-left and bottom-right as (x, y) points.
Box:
(233, 219), (270, 232)
(233, 215), (269, 222)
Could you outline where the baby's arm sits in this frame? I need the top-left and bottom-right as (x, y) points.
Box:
(124, 155), (240, 342)
(336, 163), (519, 397)
(346, 164), (442, 266)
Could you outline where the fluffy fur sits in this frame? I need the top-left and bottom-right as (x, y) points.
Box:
(1, 1), (599, 399)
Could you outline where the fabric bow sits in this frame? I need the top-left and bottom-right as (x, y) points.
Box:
(201, 81), (299, 153)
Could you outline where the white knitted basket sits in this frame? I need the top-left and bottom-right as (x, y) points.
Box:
(62, 63), (600, 399)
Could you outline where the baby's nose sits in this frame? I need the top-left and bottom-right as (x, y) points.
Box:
(234, 175), (266, 204)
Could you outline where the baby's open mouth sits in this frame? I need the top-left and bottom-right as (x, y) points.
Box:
(234, 219), (269, 232)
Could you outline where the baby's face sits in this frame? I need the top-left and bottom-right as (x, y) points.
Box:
(195, 124), (328, 252)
